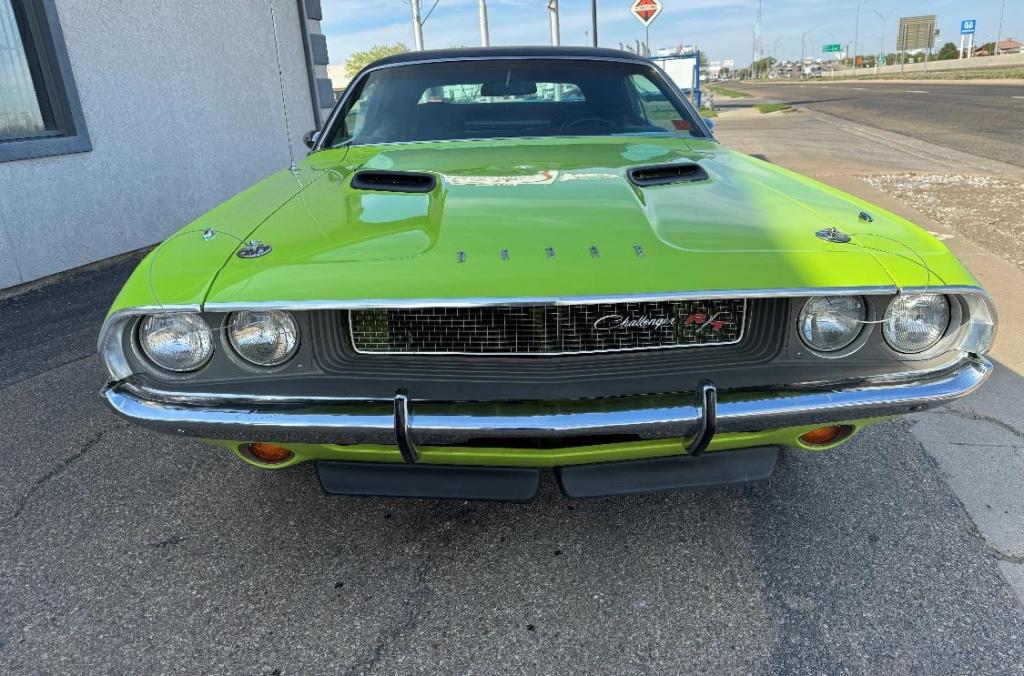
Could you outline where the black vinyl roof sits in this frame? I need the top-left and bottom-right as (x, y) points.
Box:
(368, 46), (648, 69)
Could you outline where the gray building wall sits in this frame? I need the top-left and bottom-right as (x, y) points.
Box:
(0, 0), (324, 289)
(302, 0), (336, 121)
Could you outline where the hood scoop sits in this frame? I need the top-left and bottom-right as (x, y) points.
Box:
(627, 162), (709, 187)
(351, 170), (437, 193)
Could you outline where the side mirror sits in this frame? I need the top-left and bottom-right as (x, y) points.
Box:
(303, 130), (321, 149)
(702, 117), (716, 130)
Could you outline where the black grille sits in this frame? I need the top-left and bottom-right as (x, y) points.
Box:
(348, 300), (746, 355)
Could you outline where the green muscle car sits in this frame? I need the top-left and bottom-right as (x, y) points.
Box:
(98, 47), (997, 500)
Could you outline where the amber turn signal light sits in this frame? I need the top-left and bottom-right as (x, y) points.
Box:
(243, 442), (295, 464)
(799, 425), (854, 447)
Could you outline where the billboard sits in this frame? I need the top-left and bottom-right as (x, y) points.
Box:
(897, 15), (938, 51)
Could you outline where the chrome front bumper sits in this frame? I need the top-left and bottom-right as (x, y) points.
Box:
(102, 357), (992, 459)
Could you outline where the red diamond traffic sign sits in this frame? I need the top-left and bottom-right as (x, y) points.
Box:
(630, 0), (663, 27)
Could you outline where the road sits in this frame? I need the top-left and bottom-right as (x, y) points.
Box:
(727, 81), (1024, 168)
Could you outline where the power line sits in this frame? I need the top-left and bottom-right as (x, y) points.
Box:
(421, 0), (441, 25)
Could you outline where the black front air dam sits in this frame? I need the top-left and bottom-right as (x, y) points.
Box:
(316, 462), (541, 501)
(556, 447), (779, 498)
(316, 447), (778, 501)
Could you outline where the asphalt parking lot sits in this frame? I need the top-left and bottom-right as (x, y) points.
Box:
(4, 95), (1024, 673)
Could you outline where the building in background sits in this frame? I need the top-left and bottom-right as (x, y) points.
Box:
(0, 0), (335, 290)
(975, 38), (1022, 56)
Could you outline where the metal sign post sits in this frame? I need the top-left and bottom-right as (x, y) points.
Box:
(896, 14), (937, 70)
(960, 19), (976, 59)
(630, 0), (663, 55)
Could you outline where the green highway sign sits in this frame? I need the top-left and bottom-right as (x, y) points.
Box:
(823, 43), (842, 53)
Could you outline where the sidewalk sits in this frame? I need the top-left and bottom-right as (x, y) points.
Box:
(715, 103), (1024, 604)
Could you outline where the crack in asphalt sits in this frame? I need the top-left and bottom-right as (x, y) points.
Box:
(342, 506), (473, 676)
(345, 559), (433, 676)
(0, 422), (126, 531)
(933, 407), (1024, 443)
(985, 545), (1024, 565)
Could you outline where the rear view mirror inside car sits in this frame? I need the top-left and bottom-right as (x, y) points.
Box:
(480, 79), (538, 97)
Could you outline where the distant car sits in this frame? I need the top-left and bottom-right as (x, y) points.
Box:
(99, 47), (996, 500)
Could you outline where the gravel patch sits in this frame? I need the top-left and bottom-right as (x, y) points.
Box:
(865, 173), (1024, 270)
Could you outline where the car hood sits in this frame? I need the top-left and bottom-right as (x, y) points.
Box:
(194, 137), (972, 305)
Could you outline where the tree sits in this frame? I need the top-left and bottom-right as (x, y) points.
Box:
(750, 56), (776, 78)
(344, 43), (409, 76)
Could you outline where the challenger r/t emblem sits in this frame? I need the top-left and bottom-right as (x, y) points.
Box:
(593, 312), (728, 332)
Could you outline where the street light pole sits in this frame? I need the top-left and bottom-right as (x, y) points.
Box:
(852, 2), (870, 69)
(591, 0), (598, 47)
(410, 0), (424, 50)
(995, 0), (1006, 55)
(478, 0), (489, 46)
(800, 25), (820, 78)
(853, 4), (860, 68)
(762, 36), (784, 78)
(873, 8), (895, 74)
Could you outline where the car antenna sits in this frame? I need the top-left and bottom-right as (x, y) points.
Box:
(268, 0), (298, 173)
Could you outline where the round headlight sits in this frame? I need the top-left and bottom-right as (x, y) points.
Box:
(227, 310), (299, 367)
(139, 313), (214, 372)
(883, 294), (950, 354)
(799, 296), (866, 352)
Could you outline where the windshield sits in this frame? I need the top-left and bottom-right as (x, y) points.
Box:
(326, 59), (706, 147)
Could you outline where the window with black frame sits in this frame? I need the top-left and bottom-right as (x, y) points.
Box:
(0, 0), (89, 161)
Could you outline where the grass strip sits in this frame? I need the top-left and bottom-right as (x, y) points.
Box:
(755, 103), (793, 114)
(708, 86), (751, 98)
(817, 66), (1024, 81)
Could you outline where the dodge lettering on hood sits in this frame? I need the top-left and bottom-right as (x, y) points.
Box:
(98, 48), (996, 500)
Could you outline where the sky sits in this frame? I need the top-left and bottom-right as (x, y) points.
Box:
(320, 0), (1022, 68)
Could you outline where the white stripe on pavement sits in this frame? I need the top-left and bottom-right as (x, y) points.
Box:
(905, 90), (930, 93)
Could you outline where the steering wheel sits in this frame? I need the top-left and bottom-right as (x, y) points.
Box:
(559, 116), (618, 133)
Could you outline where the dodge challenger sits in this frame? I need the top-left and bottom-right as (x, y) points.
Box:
(98, 47), (997, 500)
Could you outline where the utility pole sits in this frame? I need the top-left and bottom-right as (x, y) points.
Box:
(995, 0), (1006, 55)
(410, 0), (424, 50)
(591, 0), (598, 47)
(548, 0), (560, 46)
(478, 0), (489, 47)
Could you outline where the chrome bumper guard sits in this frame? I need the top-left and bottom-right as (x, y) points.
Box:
(103, 358), (992, 462)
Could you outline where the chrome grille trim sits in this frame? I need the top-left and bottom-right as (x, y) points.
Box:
(348, 299), (747, 355)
